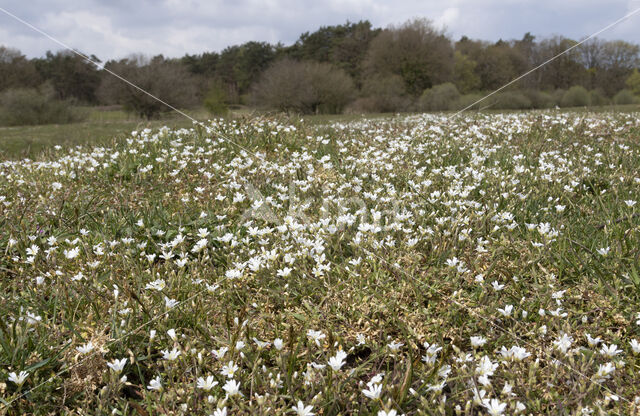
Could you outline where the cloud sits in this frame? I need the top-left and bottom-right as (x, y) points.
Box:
(0, 0), (639, 60)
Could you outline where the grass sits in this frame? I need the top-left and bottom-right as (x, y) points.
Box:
(1, 110), (640, 414)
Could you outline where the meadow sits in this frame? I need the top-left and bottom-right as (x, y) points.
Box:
(1, 110), (640, 415)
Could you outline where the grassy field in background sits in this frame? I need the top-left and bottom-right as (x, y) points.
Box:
(0, 104), (638, 160)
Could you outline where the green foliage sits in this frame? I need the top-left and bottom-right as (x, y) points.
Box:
(625, 69), (640, 96)
(613, 89), (637, 105)
(523, 90), (555, 108)
(560, 86), (591, 107)
(589, 89), (609, 106)
(363, 18), (454, 96)
(0, 87), (85, 126)
(487, 91), (533, 109)
(32, 50), (101, 103)
(453, 93), (484, 110)
(203, 83), (229, 115)
(419, 83), (460, 111)
(453, 51), (480, 94)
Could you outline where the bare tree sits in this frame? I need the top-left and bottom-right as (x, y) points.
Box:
(251, 58), (355, 114)
(98, 55), (199, 119)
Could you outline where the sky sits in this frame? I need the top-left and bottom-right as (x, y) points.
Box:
(1, 0), (640, 61)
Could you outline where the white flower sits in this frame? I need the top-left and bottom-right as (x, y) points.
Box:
(167, 328), (177, 340)
(596, 247), (610, 256)
(624, 200), (636, 207)
(64, 247), (80, 259)
(196, 375), (218, 391)
(553, 333), (574, 355)
(362, 383), (382, 399)
(630, 339), (640, 354)
(212, 347), (228, 359)
(221, 361), (239, 378)
(497, 304), (513, 317)
(483, 398), (507, 416)
(470, 336), (487, 348)
(164, 296), (179, 308)
(594, 362), (616, 382)
(76, 341), (95, 354)
(291, 400), (315, 416)
(328, 350), (347, 371)
(212, 407), (227, 416)
(222, 379), (242, 396)
(147, 375), (162, 390)
(277, 267), (292, 277)
(307, 329), (326, 347)
(273, 338), (284, 350)
(599, 343), (622, 358)
(107, 358), (127, 373)
(377, 410), (398, 416)
(161, 347), (181, 361)
(145, 279), (166, 291)
(387, 341), (404, 351)
(585, 333), (601, 347)
(8, 370), (29, 385)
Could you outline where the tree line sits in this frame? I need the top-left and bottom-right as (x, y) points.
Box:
(1, 18), (640, 124)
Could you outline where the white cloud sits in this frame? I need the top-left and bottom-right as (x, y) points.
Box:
(0, 0), (638, 60)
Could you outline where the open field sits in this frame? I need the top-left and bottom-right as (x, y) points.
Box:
(1, 111), (640, 415)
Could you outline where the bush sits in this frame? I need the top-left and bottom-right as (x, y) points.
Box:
(203, 82), (228, 115)
(488, 91), (532, 110)
(551, 89), (566, 107)
(356, 74), (411, 113)
(251, 58), (355, 114)
(450, 93), (483, 111)
(523, 90), (555, 109)
(613, 89), (637, 105)
(98, 56), (199, 119)
(589, 89), (609, 106)
(0, 87), (84, 126)
(560, 86), (590, 107)
(419, 83), (460, 111)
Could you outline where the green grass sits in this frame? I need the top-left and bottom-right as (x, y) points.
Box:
(1, 110), (640, 414)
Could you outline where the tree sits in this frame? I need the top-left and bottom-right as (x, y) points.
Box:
(0, 46), (41, 92)
(250, 58), (355, 114)
(626, 69), (640, 96)
(288, 21), (380, 82)
(453, 51), (480, 93)
(33, 50), (101, 103)
(98, 55), (199, 119)
(363, 18), (454, 96)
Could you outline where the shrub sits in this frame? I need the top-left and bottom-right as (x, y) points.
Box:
(452, 93), (483, 111)
(203, 82), (228, 115)
(589, 89), (609, 106)
(625, 69), (640, 96)
(0, 87), (84, 126)
(251, 58), (355, 114)
(419, 83), (460, 111)
(613, 89), (637, 105)
(98, 56), (199, 119)
(357, 74), (411, 113)
(523, 90), (555, 109)
(560, 86), (590, 107)
(551, 89), (565, 107)
(488, 91), (533, 110)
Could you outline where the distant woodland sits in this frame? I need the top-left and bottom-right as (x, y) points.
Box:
(2, 18), (640, 124)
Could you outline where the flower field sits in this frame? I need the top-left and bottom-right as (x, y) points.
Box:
(1, 112), (640, 415)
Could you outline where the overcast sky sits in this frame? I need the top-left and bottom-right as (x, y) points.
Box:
(1, 0), (640, 60)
